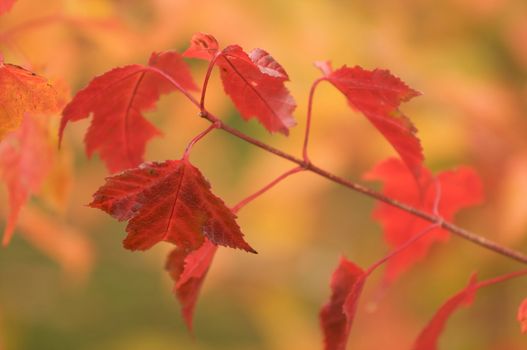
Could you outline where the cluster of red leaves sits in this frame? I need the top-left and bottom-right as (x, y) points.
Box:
(0, 2), (93, 280)
(2, 12), (526, 347)
(0, 55), (64, 245)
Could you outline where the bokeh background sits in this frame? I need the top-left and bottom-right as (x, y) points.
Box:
(1, 0), (527, 349)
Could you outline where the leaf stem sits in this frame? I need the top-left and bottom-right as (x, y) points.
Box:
(199, 53), (221, 112)
(147, 65), (527, 265)
(366, 224), (440, 276)
(183, 123), (219, 160)
(476, 268), (527, 289)
(302, 78), (324, 162)
(143, 66), (200, 108)
(231, 166), (304, 214)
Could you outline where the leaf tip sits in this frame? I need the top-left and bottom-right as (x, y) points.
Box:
(183, 32), (220, 60)
(314, 60), (333, 76)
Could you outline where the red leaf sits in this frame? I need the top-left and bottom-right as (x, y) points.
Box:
(248, 48), (289, 79)
(317, 62), (423, 177)
(320, 256), (366, 350)
(364, 158), (483, 283)
(0, 0), (16, 15)
(166, 239), (217, 330)
(182, 33), (220, 60)
(0, 115), (53, 245)
(0, 59), (62, 140)
(413, 273), (479, 350)
(60, 51), (197, 173)
(517, 298), (527, 334)
(89, 158), (255, 253)
(414, 269), (527, 349)
(183, 33), (296, 135)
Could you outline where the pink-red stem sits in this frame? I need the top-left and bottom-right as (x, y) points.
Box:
(199, 53), (222, 112)
(366, 223), (440, 276)
(476, 268), (527, 289)
(183, 123), (219, 159)
(231, 166), (304, 214)
(302, 78), (324, 162)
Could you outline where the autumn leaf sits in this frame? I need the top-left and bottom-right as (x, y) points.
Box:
(166, 239), (217, 330)
(363, 158), (484, 284)
(0, 0), (16, 15)
(517, 298), (527, 334)
(59, 51), (198, 173)
(183, 32), (297, 134)
(89, 158), (255, 253)
(320, 256), (366, 350)
(413, 273), (479, 350)
(0, 114), (54, 245)
(183, 33), (220, 60)
(413, 268), (527, 349)
(316, 61), (423, 177)
(0, 58), (61, 140)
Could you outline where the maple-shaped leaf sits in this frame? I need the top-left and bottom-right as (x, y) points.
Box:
(316, 61), (423, 177)
(320, 256), (366, 350)
(59, 51), (198, 173)
(0, 0), (16, 15)
(183, 32), (296, 135)
(0, 114), (54, 245)
(364, 158), (483, 283)
(413, 273), (479, 350)
(0, 58), (61, 140)
(517, 298), (527, 333)
(166, 239), (217, 330)
(90, 158), (255, 252)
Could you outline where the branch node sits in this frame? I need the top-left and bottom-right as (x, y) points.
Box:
(301, 159), (312, 170)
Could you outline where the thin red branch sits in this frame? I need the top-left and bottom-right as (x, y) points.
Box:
(146, 65), (527, 265)
(302, 78), (324, 162)
(143, 66), (200, 107)
(199, 53), (221, 112)
(476, 268), (527, 289)
(366, 223), (440, 276)
(183, 123), (219, 160)
(231, 166), (304, 214)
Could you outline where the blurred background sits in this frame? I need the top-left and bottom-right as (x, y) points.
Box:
(1, 0), (527, 349)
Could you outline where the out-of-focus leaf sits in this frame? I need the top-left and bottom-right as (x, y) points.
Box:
(0, 58), (61, 140)
(0, 115), (54, 245)
(0, 0), (15, 15)
(517, 298), (527, 334)
(364, 158), (484, 283)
